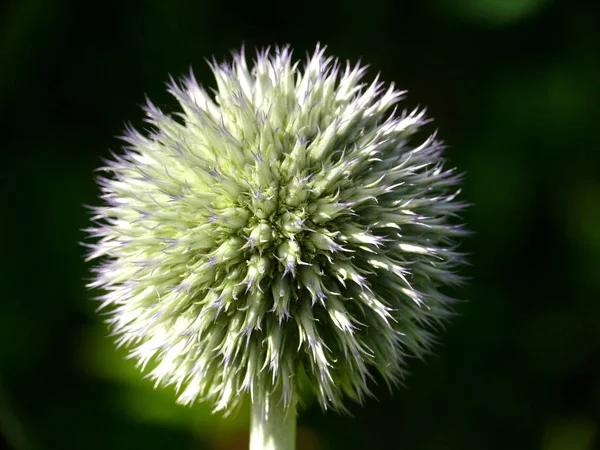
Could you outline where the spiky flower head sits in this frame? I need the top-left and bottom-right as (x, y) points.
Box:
(85, 45), (467, 415)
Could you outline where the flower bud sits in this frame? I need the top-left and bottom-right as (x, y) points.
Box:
(85, 45), (467, 415)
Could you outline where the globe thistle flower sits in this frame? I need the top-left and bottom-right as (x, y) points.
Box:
(85, 45), (467, 449)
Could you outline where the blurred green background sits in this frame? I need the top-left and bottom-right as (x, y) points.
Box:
(2, 0), (599, 448)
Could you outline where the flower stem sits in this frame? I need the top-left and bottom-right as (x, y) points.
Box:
(250, 393), (296, 450)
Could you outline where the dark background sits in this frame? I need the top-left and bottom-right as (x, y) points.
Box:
(2, 0), (599, 449)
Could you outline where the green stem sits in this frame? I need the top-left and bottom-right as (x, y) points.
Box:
(250, 393), (296, 450)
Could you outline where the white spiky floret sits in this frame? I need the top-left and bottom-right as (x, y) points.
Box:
(84, 45), (468, 414)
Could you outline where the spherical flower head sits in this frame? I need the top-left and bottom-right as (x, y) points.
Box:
(85, 45), (467, 414)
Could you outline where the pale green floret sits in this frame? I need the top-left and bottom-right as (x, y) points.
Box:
(86, 45), (467, 414)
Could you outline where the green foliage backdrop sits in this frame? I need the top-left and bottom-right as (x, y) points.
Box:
(2, 0), (599, 448)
